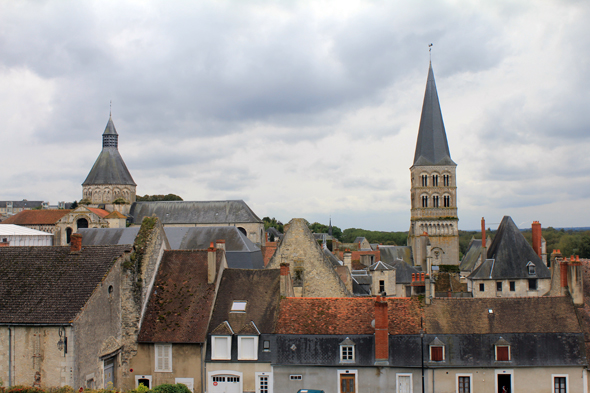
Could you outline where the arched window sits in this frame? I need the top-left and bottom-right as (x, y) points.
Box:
(66, 227), (73, 244)
(421, 175), (428, 187)
(433, 196), (439, 207)
(443, 195), (450, 207)
(443, 174), (450, 186)
(237, 227), (247, 236)
(421, 195), (428, 207)
(77, 218), (89, 229)
(432, 175), (439, 186)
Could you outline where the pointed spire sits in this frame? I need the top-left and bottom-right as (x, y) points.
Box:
(102, 115), (119, 148)
(328, 217), (333, 237)
(412, 62), (455, 166)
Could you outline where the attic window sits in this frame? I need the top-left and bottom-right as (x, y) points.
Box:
(495, 338), (511, 361)
(429, 337), (445, 362)
(527, 261), (536, 275)
(231, 301), (247, 313)
(339, 337), (355, 363)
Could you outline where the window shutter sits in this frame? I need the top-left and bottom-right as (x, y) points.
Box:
(163, 345), (170, 370)
(214, 337), (229, 359)
(496, 346), (509, 361)
(241, 337), (255, 359)
(431, 346), (443, 361)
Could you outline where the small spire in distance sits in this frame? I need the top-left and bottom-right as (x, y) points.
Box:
(110, 100), (112, 117)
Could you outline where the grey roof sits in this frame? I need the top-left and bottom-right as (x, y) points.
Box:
(0, 201), (44, 209)
(323, 246), (342, 267)
(79, 226), (264, 269)
(354, 237), (366, 243)
(459, 238), (482, 272)
(368, 261), (394, 271)
(387, 258), (420, 284)
(266, 227), (283, 240)
(128, 200), (261, 225)
(469, 216), (550, 280)
(82, 117), (136, 186)
(413, 63), (456, 167)
(379, 245), (414, 266)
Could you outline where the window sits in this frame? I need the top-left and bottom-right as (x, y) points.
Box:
(155, 344), (172, 372)
(422, 195), (428, 207)
(290, 375), (302, 380)
(211, 336), (231, 360)
(430, 346), (443, 361)
(529, 279), (538, 290)
(527, 261), (536, 275)
(495, 338), (510, 361)
(457, 375), (471, 393)
(231, 301), (247, 312)
(496, 282), (502, 292)
(263, 340), (270, 352)
(479, 283), (485, 292)
(340, 337), (355, 363)
(379, 280), (385, 294)
(443, 174), (450, 186)
(554, 376), (567, 393)
(432, 175), (439, 186)
(421, 175), (428, 186)
(509, 281), (515, 291)
(238, 336), (258, 360)
(443, 195), (450, 207)
(433, 195), (439, 207)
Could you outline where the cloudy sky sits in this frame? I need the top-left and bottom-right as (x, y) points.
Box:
(1, 0), (589, 231)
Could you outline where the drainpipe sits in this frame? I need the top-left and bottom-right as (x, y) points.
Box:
(8, 326), (12, 387)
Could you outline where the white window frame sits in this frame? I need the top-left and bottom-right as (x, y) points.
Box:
(255, 372), (273, 393)
(231, 300), (247, 312)
(135, 375), (152, 389)
(456, 373), (472, 393)
(396, 373), (413, 393)
(238, 336), (259, 360)
(495, 369), (513, 393)
(552, 374), (569, 393)
(495, 345), (511, 361)
(337, 369), (358, 393)
(211, 336), (232, 360)
(155, 344), (172, 372)
(340, 344), (355, 363)
(429, 345), (445, 361)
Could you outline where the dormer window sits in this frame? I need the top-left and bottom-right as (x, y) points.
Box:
(429, 337), (445, 362)
(527, 261), (535, 275)
(339, 338), (355, 363)
(495, 338), (511, 361)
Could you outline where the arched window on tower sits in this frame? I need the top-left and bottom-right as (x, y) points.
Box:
(421, 175), (428, 187)
(443, 174), (450, 187)
(422, 195), (428, 207)
(432, 175), (439, 187)
(443, 195), (450, 207)
(433, 195), (439, 207)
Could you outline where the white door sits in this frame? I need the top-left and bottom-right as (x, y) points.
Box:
(210, 374), (241, 393)
(398, 375), (411, 393)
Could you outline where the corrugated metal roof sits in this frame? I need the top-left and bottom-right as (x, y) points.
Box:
(0, 224), (53, 236)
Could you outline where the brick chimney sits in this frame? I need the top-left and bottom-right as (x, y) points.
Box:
(208, 242), (217, 284)
(70, 233), (82, 252)
(481, 217), (487, 261)
(532, 221), (542, 259)
(279, 262), (294, 297)
(215, 239), (226, 251)
(374, 296), (389, 365)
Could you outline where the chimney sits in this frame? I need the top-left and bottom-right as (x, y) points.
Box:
(344, 250), (352, 272)
(425, 276), (431, 304)
(532, 221), (542, 258)
(208, 242), (217, 284)
(374, 296), (389, 365)
(70, 233), (82, 252)
(215, 239), (226, 251)
(560, 255), (568, 290)
(279, 262), (293, 297)
(481, 217), (487, 263)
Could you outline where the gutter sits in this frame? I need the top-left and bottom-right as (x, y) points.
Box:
(8, 326), (12, 387)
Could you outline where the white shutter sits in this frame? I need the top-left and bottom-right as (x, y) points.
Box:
(238, 337), (257, 360)
(213, 337), (230, 360)
(155, 344), (172, 371)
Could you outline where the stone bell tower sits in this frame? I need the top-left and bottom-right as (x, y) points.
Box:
(82, 115), (136, 213)
(408, 62), (459, 267)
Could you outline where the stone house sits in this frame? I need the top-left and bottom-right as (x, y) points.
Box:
(267, 218), (350, 297)
(0, 217), (169, 390)
(468, 216), (551, 298)
(0, 200), (47, 219)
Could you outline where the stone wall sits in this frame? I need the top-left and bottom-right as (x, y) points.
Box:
(267, 219), (349, 297)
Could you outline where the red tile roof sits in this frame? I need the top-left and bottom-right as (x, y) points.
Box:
(86, 207), (110, 218)
(276, 297), (423, 335)
(0, 209), (72, 225)
(138, 249), (223, 343)
(105, 211), (127, 219)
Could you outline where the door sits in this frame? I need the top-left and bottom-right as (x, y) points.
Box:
(398, 375), (411, 393)
(103, 357), (115, 389)
(340, 374), (355, 393)
(497, 374), (511, 393)
(258, 375), (269, 393)
(211, 375), (241, 393)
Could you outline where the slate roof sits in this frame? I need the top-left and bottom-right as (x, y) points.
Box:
(323, 246), (342, 267)
(129, 200), (261, 225)
(266, 227), (283, 240)
(79, 227), (141, 246)
(138, 250), (224, 343)
(459, 238), (482, 272)
(276, 297), (423, 335)
(469, 216), (550, 280)
(82, 116), (136, 186)
(0, 245), (131, 324)
(379, 245), (414, 266)
(425, 297), (581, 334)
(208, 269), (280, 335)
(1, 209), (71, 225)
(413, 63), (456, 167)
(368, 261), (394, 271)
(387, 258), (420, 284)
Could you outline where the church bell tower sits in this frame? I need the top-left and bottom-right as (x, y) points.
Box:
(409, 62), (459, 267)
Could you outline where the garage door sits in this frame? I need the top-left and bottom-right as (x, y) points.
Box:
(210, 374), (241, 393)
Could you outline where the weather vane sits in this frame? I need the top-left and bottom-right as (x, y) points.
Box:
(429, 43), (433, 61)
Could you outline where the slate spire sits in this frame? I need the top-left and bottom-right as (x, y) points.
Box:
(328, 217), (333, 237)
(412, 62), (455, 166)
(102, 115), (119, 148)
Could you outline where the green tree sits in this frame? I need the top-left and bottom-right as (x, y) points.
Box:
(263, 217), (284, 233)
(136, 194), (183, 201)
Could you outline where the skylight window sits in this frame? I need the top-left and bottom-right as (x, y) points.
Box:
(231, 301), (247, 312)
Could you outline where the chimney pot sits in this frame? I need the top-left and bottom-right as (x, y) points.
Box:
(532, 221), (542, 259)
(215, 239), (226, 250)
(70, 233), (82, 252)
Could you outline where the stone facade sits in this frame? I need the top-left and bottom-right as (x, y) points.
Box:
(469, 277), (551, 298)
(83, 185), (136, 206)
(267, 218), (350, 297)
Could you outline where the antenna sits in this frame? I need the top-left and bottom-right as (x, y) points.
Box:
(429, 43), (433, 62)
(110, 100), (112, 117)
